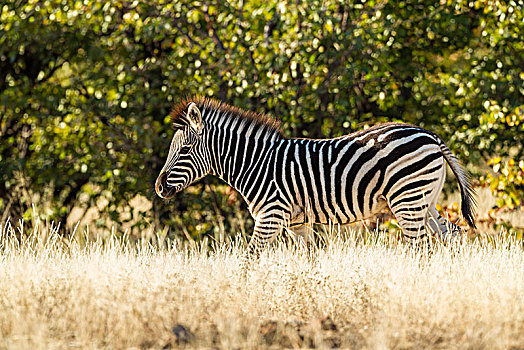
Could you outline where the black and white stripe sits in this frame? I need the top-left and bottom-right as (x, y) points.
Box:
(156, 98), (476, 259)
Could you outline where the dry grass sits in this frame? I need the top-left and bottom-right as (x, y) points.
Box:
(1, 217), (523, 350)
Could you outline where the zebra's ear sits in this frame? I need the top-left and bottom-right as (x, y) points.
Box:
(187, 102), (203, 134)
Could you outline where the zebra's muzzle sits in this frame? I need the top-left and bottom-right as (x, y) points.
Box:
(155, 172), (178, 199)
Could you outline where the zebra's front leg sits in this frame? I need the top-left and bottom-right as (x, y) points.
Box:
(240, 218), (284, 270)
(286, 224), (315, 249)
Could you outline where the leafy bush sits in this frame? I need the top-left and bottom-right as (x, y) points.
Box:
(1, 0), (522, 237)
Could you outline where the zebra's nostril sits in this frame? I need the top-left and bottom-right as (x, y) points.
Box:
(156, 172), (168, 196)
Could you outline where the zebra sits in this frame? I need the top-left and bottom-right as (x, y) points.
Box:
(155, 97), (476, 260)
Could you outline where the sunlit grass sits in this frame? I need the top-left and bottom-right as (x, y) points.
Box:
(0, 216), (523, 349)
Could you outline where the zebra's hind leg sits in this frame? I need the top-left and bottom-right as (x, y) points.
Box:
(390, 205), (431, 247)
(426, 206), (463, 243)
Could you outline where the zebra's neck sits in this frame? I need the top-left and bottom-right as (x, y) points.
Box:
(202, 106), (282, 203)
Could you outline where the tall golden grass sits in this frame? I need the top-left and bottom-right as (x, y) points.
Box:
(0, 214), (523, 349)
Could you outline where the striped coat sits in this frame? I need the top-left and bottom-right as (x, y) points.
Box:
(156, 97), (476, 260)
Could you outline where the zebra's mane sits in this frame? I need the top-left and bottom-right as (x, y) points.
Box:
(170, 96), (283, 136)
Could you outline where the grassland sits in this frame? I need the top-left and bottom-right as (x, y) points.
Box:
(0, 214), (523, 350)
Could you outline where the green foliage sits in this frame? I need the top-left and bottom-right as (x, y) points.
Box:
(479, 103), (523, 210)
(0, 0), (522, 237)
(485, 157), (523, 209)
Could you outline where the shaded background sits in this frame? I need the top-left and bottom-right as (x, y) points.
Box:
(1, 0), (522, 239)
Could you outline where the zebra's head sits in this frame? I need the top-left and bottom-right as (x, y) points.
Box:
(155, 102), (210, 199)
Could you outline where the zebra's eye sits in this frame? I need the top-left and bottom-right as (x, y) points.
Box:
(180, 145), (192, 154)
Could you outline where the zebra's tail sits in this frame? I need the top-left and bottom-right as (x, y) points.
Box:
(438, 140), (477, 230)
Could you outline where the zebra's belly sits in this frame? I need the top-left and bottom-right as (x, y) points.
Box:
(289, 193), (388, 225)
